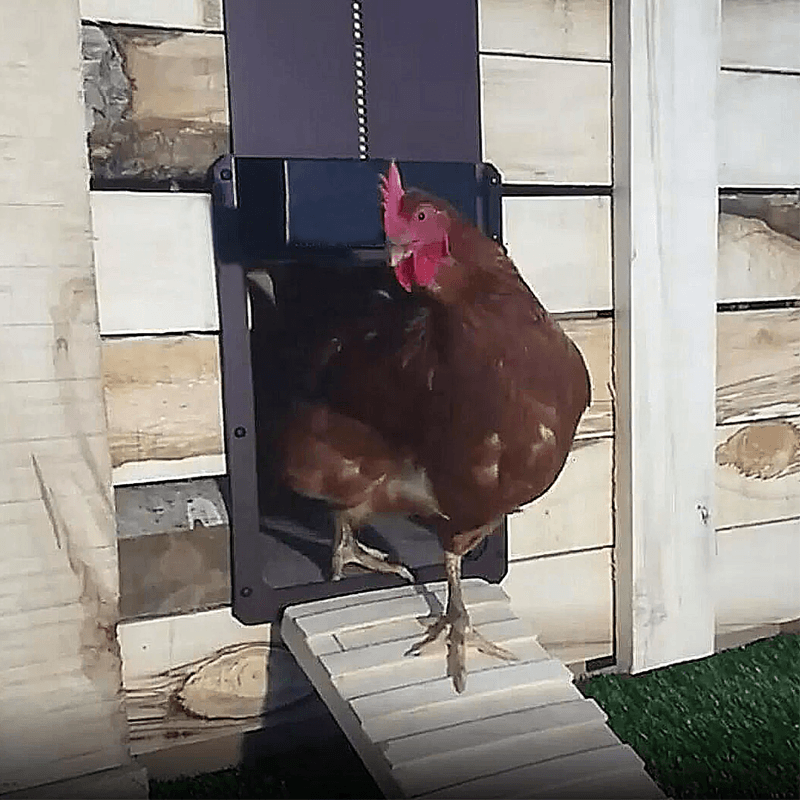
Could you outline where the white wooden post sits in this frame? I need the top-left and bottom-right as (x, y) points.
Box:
(0, 1), (143, 794)
(612, 0), (719, 672)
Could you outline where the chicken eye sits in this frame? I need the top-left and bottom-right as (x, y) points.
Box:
(417, 210), (426, 221)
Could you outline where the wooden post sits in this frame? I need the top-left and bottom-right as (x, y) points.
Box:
(0, 0), (142, 793)
(613, 0), (719, 672)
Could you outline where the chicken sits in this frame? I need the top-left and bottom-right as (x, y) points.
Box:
(276, 162), (591, 692)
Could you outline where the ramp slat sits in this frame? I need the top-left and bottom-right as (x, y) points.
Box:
(281, 580), (665, 799)
(395, 721), (621, 796)
(382, 698), (607, 764)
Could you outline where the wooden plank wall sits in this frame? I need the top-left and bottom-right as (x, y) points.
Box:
(79, 0), (800, 758)
(715, 0), (800, 641)
(478, 0), (615, 665)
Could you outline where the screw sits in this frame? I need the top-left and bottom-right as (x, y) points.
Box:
(490, 176), (499, 185)
(240, 586), (252, 598)
(234, 426), (247, 438)
(220, 168), (232, 180)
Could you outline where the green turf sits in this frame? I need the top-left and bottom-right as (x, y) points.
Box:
(579, 634), (800, 799)
(150, 634), (799, 799)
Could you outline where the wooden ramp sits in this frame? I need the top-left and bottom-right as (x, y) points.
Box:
(281, 579), (666, 799)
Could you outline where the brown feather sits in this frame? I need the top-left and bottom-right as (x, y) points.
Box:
(279, 192), (591, 558)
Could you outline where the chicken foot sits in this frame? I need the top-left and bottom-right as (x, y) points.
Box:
(405, 550), (518, 693)
(331, 512), (414, 583)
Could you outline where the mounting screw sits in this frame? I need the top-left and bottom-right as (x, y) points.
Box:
(234, 426), (247, 438)
(490, 176), (499, 185)
(240, 586), (252, 598)
(220, 168), (233, 180)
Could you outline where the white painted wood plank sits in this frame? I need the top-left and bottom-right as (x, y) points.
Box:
(717, 309), (800, 425)
(295, 582), (503, 638)
(481, 55), (611, 184)
(292, 579), (453, 619)
(397, 722), (620, 797)
(504, 196), (612, 312)
(479, 0), (609, 60)
(509, 437), (612, 559)
(328, 599), (517, 652)
(613, 0), (718, 672)
(80, 0), (223, 29)
(719, 71), (800, 188)
(0, 265), (98, 327)
(0, 325), (101, 384)
(721, 0), (800, 72)
(364, 679), (581, 743)
(351, 658), (572, 722)
(543, 768), (666, 799)
(718, 212), (800, 302)
(502, 548), (613, 658)
(322, 617), (531, 675)
(382, 698), (607, 764)
(333, 631), (549, 701)
(715, 518), (800, 630)
(0, 1), (135, 789)
(91, 192), (218, 335)
(112, 454), (226, 485)
(425, 743), (644, 799)
(716, 419), (800, 529)
(0, 377), (106, 445)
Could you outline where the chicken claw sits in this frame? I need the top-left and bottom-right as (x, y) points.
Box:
(405, 611), (518, 693)
(331, 513), (414, 583)
(404, 551), (518, 693)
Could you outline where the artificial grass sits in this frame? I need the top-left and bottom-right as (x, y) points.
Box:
(150, 634), (799, 799)
(579, 633), (800, 799)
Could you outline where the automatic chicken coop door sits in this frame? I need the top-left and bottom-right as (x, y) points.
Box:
(211, 154), (508, 624)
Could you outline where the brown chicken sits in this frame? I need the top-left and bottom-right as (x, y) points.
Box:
(278, 162), (591, 692)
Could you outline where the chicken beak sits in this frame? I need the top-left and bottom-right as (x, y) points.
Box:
(387, 242), (412, 268)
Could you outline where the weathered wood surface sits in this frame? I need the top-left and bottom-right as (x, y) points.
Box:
(717, 309), (800, 425)
(282, 580), (662, 799)
(481, 55), (611, 184)
(0, 0), (138, 793)
(504, 196), (612, 312)
(561, 318), (613, 438)
(92, 192), (218, 334)
(719, 71), (800, 188)
(503, 548), (613, 664)
(101, 333), (225, 483)
(716, 419), (800, 529)
(82, 24), (228, 185)
(613, 0), (718, 672)
(118, 607), (315, 756)
(479, 0), (609, 61)
(715, 518), (800, 632)
(719, 212), (800, 302)
(99, 320), (610, 486)
(721, 0), (800, 72)
(116, 479), (229, 619)
(81, 0), (223, 30)
(509, 437), (612, 560)
(721, 192), (800, 244)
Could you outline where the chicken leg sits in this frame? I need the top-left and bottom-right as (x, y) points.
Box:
(331, 512), (414, 583)
(405, 550), (518, 693)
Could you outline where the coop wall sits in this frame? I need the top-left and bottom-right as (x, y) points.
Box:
(74, 0), (800, 767)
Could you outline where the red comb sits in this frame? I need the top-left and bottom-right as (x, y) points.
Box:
(380, 161), (405, 239)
